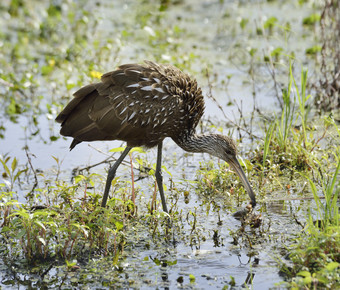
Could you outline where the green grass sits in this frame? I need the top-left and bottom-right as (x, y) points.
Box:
(0, 176), (129, 263)
(260, 68), (340, 288)
(279, 159), (340, 288)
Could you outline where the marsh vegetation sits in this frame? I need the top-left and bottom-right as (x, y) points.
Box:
(0, 0), (339, 288)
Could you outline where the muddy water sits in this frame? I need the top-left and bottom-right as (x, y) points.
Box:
(0, 0), (320, 288)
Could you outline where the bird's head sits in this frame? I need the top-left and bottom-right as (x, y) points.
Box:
(208, 134), (256, 207)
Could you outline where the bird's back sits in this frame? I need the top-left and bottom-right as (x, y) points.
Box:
(56, 61), (205, 149)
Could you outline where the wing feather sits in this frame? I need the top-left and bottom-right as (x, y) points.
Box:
(56, 61), (205, 149)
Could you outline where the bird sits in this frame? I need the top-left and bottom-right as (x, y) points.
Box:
(56, 60), (256, 212)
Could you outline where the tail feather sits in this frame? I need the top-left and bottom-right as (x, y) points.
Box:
(55, 84), (98, 124)
(70, 139), (82, 150)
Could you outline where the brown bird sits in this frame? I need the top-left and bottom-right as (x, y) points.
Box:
(56, 61), (256, 212)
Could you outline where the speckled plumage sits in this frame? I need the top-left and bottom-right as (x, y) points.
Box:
(56, 61), (256, 211)
(56, 61), (204, 150)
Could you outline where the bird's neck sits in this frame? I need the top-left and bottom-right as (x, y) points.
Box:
(173, 132), (217, 156)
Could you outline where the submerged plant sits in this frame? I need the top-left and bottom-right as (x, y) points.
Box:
(195, 160), (252, 206)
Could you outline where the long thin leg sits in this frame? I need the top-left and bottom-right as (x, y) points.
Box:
(155, 142), (168, 213)
(101, 146), (132, 207)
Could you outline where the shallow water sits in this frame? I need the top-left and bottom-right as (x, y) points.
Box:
(0, 0), (322, 288)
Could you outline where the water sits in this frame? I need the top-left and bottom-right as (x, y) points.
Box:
(0, 0), (322, 288)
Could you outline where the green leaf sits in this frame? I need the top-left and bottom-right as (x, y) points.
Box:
(41, 65), (53, 76)
(297, 270), (311, 278)
(303, 276), (312, 284)
(52, 156), (59, 163)
(11, 208), (30, 220)
(66, 83), (76, 90)
(16, 229), (27, 239)
(131, 147), (146, 154)
(65, 259), (77, 267)
(109, 147), (125, 153)
(0, 158), (11, 177)
(325, 262), (339, 271)
(13, 169), (26, 183)
(264, 16), (278, 29)
(114, 221), (124, 231)
(263, 121), (275, 168)
(112, 249), (120, 266)
(162, 165), (173, 177)
(303, 13), (320, 25)
(71, 223), (89, 237)
(305, 45), (322, 55)
(328, 160), (340, 196)
(38, 237), (46, 246)
(1, 226), (11, 233)
(11, 157), (17, 172)
(271, 47), (283, 58)
(166, 259), (177, 266)
(74, 175), (86, 184)
(34, 220), (46, 231)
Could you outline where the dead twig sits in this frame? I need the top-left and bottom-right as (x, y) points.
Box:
(205, 68), (228, 119)
(73, 144), (152, 177)
(25, 146), (38, 196)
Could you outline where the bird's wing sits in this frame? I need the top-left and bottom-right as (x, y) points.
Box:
(87, 63), (183, 138)
(56, 62), (204, 148)
(57, 63), (185, 147)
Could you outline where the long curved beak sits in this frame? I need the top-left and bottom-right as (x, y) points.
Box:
(227, 156), (256, 207)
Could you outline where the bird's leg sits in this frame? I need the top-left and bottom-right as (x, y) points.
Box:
(155, 142), (168, 213)
(101, 146), (132, 207)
